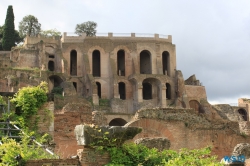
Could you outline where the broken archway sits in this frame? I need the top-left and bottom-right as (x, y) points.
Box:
(49, 75), (64, 93)
(109, 118), (127, 126)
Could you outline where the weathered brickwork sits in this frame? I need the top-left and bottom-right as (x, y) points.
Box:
(26, 159), (80, 166)
(0, 33), (250, 162)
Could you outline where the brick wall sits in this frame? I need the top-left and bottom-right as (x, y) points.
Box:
(26, 159), (80, 166)
(54, 97), (92, 158)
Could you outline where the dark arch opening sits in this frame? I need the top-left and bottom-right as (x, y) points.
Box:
(49, 75), (63, 88)
(143, 82), (152, 100)
(166, 83), (171, 99)
(48, 61), (54, 71)
(118, 82), (126, 100)
(49, 75), (64, 99)
(117, 50), (125, 76)
(162, 51), (170, 76)
(92, 50), (101, 77)
(96, 82), (101, 98)
(140, 50), (151, 74)
(109, 118), (127, 126)
(70, 50), (77, 76)
(238, 109), (248, 121)
(73, 82), (77, 91)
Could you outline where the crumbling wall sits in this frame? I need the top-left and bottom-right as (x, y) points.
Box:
(126, 108), (250, 159)
(26, 159), (80, 166)
(54, 97), (92, 158)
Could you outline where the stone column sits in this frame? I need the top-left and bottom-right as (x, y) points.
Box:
(161, 84), (167, 108)
(138, 83), (143, 103)
(92, 94), (99, 105)
(114, 83), (120, 99)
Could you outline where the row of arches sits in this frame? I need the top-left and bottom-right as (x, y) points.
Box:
(69, 49), (170, 76)
(96, 81), (171, 100)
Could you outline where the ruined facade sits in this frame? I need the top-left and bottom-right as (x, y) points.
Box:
(0, 33), (250, 158)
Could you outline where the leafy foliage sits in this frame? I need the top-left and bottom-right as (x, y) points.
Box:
(2, 6), (15, 51)
(0, 25), (23, 50)
(19, 15), (41, 38)
(39, 29), (61, 37)
(106, 143), (222, 166)
(10, 82), (48, 128)
(75, 21), (97, 36)
(0, 134), (57, 166)
(51, 86), (63, 95)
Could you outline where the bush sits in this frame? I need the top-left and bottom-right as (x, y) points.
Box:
(0, 134), (57, 166)
(105, 143), (222, 166)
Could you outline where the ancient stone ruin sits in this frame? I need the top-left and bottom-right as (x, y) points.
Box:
(0, 33), (250, 164)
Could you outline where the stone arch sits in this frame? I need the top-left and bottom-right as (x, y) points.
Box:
(189, 100), (203, 113)
(92, 50), (101, 77)
(118, 82), (126, 100)
(88, 46), (106, 75)
(142, 78), (161, 103)
(70, 50), (77, 76)
(140, 50), (152, 74)
(162, 51), (170, 76)
(48, 75), (64, 92)
(109, 118), (127, 126)
(117, 50), (125, 76)
(125, 119), (174, 142)
(238, 109), (248, 121)
(48, 61), (54, 71)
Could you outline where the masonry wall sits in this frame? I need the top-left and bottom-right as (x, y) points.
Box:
(127, 108), (250, 159)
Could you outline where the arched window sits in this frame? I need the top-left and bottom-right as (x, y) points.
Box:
(166, 83), (171, 99)
(189, 100), (202, 113)
(238, 109), (248, 121)
(118, 82), (126, 100)
(117, 50), (125, 76)
(109, 118), (127, 126)
(96, 82), (101, 98)
(143, 82), (152, 100)
(92, 50), (101, 77)
(48, 61), (54, 71)
(140, 50), (151, 74)
(70, 50), (77, 76)
(162, 51), (170, 76)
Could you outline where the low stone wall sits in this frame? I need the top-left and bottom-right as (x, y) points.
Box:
(26, 159), (80, 166)
(77, 147), (110, 166)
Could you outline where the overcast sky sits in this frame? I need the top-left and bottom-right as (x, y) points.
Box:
(1, 0), (250, 104)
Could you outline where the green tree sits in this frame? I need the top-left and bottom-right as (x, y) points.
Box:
(0, 25), (4, 50)
(19, 15), (41, 38)
(39, 29), (61, 37)
(2, 5), (15, 50)
(0, 25), (23, 50)
(75, 21), (97, 36)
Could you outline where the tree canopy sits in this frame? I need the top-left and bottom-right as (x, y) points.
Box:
(75, 21), (97, 36)
(19, 15), (41, 38)
(39, 29), (61, 37)
(2, 5), (15, 50)
(0, 25), (23, 50)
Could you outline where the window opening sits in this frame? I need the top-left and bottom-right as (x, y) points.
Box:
(118, 82), (126, 100)
(92, 50), (101, 77)
(143, 82), (152, 100)
(117, 50), (125, 76)
(70, 50), (77, 76)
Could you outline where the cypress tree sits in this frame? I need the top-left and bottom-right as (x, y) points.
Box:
(2, 5), (15, 51)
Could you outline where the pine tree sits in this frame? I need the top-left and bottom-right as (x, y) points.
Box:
(2, 5), (15, 51)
